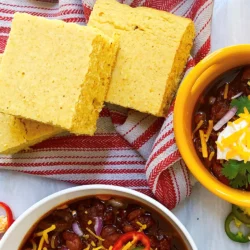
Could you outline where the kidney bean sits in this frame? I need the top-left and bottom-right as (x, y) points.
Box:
(62, 232), (83, 250)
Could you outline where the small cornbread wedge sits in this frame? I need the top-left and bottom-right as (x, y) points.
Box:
(88, 0), (195, 117)
(0, 13), (118, 135)
(0, 115), (61, 154)
(0, 54), (61, 154)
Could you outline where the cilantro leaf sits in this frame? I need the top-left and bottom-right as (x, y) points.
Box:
(222, 160), (241, 179)
(231, 174), (248, 189)
(239, 162), (250, 175)
(248, 174), (250, 185)
(230, 96), (250, 115)
(222, 160), (250, 188)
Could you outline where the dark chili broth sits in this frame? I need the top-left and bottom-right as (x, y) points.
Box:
(19, 195), (188, 250)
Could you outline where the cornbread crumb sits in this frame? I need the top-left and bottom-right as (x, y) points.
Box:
(0, 13), (118, 135)
(0, 54), (61, 154)
(89, 0), (195, 117)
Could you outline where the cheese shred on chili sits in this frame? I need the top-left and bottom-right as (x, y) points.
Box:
(208, 151), (215, 161)
(199, 130), (208, 158)
(193, 120), (204, 136)
(86, 228), (104, 241)
(224, 83), (229, 99)
(38, 236), (45, 250)
(136, 221), (147, 232)
(205, 120), (213, 142)
(30, 239), (37, 250)
(93, 247), (104, 250)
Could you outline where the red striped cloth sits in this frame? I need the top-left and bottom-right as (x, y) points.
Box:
(0, 0), (213, 209)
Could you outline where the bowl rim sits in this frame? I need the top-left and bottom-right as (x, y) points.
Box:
(0, 184), (197, 250)
(174, 44), (250, 207)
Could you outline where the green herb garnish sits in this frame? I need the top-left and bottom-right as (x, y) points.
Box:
(222, 160), (250, 188)
(230, 96), (250, 115)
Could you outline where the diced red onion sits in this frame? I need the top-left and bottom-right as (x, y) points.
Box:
(61, 246), (69, 250)
(231, 92), (243, 99)
(213, 107), (238, 131)
(108, 199), (125, 208)
(209, 96), (216, 105)
(72, 222), (83, 237)
(94, 217), (103, 236)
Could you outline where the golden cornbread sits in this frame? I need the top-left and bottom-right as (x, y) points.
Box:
(88, 0), (195, 117)
(0, 115), (61, 154)
(0, 53), (60, 154)
(0, 13), (118, 135)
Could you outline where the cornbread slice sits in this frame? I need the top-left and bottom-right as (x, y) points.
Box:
(0, 13), (118, 135)
(0, 53), (61, 154)
(0, 115), (61, 154)
(88, 0), (195, 117)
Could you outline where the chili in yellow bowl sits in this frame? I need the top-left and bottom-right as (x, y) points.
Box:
(174, 45), (250, 207)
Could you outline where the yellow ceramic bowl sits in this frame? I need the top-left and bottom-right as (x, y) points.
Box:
(174, 45), (250, 207)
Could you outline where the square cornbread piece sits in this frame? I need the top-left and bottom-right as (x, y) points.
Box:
(0, 54), (61, 154)
(0, 13), (118, 135)
(88, 0), (195, 117)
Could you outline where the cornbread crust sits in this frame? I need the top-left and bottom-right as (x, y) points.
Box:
(0, 13), (118, 135)
(88, 0), (195, 117)
(71, 34), (119, 134)
(0, 54), (60, 154)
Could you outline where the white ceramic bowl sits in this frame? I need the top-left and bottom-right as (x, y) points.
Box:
(0, 185), (197, 250)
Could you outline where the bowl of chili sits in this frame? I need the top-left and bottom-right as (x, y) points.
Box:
(0, 185), (197, 250)
(174, 44), (250, 207)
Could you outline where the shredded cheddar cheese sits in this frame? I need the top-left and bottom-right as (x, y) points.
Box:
(31, 239), (37, 250)
(109, 247), (113, 250)
(91, 241), (96, 247)
(86, 228), (104, 241)
(208, 151), (215, 161)
(43, 248), (48, 250)
(199, 130), (208, 158)
(216, 141), (224, 151)
(38, 236), (45, 250)
(36, 225), (56, 237)
(221, 128), (246, 146)
(136, 221), (147, 232)
(83, 234), (90, 240)
(93, 247), (104, 250)
(121, 239), (136, 250)
(226, 149), (237, 160)
(84, 245), (91, 250)
(193, 120), (204, 136)
(224, 83), (229, 99)
(205, 120), (213, 142)
(36, 224), (56, 244)
(244, 107), (250, 115)
(35, 225), (56, 246)
(88, 220), (92, 225)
